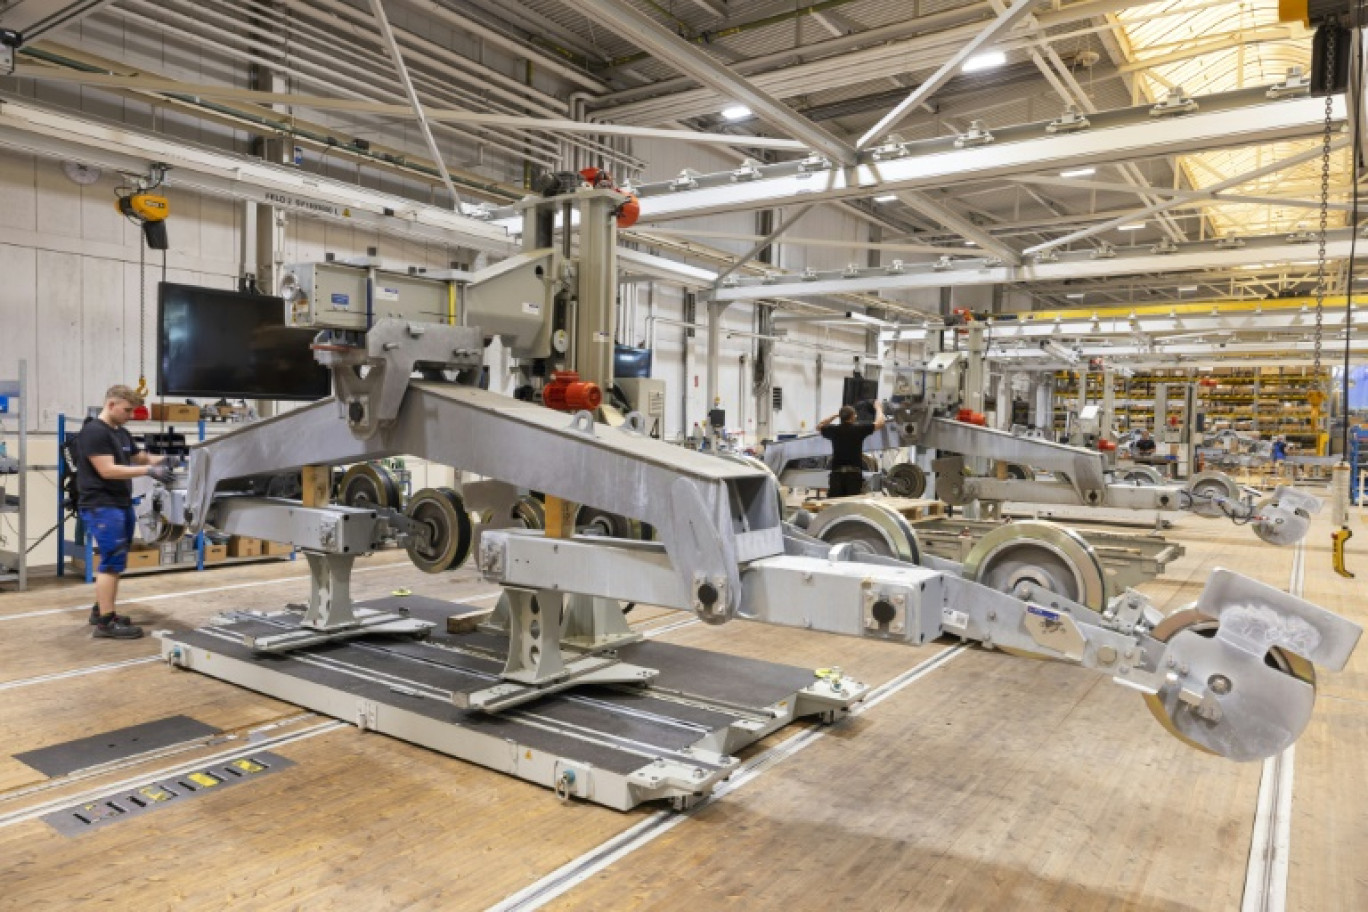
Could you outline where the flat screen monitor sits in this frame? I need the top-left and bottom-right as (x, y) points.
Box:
(158, 283), (331, 400)
(842, 376), (879, 407)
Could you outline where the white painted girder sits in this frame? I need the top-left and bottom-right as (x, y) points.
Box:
(562, 0), (857, 164)
(0, 96), (516, 254)
(635, 95), (1346, 224)
(0, 0), (114, 38)
(715, 232), (1359, 301)
(987, 339), (1368, 368)
(878, 307), (1367, 344)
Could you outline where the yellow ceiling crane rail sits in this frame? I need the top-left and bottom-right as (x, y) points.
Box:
(1016, 294), (1357, 323)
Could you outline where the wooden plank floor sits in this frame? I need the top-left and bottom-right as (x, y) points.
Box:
(0, 514), (1362, 911)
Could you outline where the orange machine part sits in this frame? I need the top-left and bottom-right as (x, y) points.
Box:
(578, 167), (639, 228)
(615, 195), (640, 228)
(955, 408), (987, 426)
(542, 371), (603, 412)
(1097, 439), (1117, 451)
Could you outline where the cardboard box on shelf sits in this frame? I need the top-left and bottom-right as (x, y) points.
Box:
(262, 541), (294, 556)
(73, 546), (160, 574)
(151, 403), (201, 422)
(227, 536), (262, 558)
(126, 547), (160, 569)
(204, 544), (228, 563)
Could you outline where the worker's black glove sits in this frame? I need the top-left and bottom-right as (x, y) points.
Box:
(163, 454), (184, 470)
(147, 464), (176, 485)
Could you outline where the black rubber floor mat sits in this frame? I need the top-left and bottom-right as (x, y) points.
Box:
(14, 715), (221, 777)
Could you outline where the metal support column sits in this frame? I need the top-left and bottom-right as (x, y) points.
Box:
(575, 195), (620, 391)
(1102, 369), (1116, 440)
(706, 299), (728, 419)
(755, 304), (775, 442)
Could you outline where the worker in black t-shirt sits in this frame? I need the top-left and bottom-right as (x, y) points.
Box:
(76, 385), (175, 640)
(818, 399), (886, 498)
(1133, 429), (1157, 460)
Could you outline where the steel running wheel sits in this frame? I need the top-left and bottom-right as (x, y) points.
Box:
(807, 501), (921, 564)
(510, 494), (545, 530)
(885, 463), (927, 498)
(339, 463), (401, 509)
(1120, 465), (1165, 486)
(572, 505), (639, 539)
(404, 487), (473, 573)
(1184, 471), (1241, 519)
(1142, 609), (1315, 760)
(962, 520), (1107, 610)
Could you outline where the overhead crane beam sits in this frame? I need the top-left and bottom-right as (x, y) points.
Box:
(876, 303), (1368, 345)
(0, 0), (117, 40)
(623, 91), (1346, 224)
(0, 94), (516, 254)
(713, 230), (1362, 301)
(561, 0), (857, 165)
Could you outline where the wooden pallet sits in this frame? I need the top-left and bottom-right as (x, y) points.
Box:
(800, 495), (945, 520)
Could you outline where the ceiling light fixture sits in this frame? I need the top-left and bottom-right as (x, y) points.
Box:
(1060, 167), (1096, 178)
(874, 193), (898, 203)
(1177, 285), (1199, 292)
(962, 51), (1007, 73)
(1066, 293), (1085, 299)
(721, 105), (752, 121)
(1118, 223), (1146, 231)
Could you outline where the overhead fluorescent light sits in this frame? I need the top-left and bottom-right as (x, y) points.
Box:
(1118, 222), (1146, 231)
(874, 193), (898, 203)
(1066, 293), (1085, 299)
(1060, 167), (1096, 178)
(964, 241), (977, 246)
(1177, 285), (1199, 292)
(721, 105), (752, 121)
(962, 51), (1007, 73)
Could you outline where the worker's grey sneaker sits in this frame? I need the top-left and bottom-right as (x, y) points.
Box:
(92, 614), (143, 639)
(88, 605), (131, 626)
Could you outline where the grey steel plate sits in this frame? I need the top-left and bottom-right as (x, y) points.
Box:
(15, 715), (221, 778)
(171, 626), (725, 777)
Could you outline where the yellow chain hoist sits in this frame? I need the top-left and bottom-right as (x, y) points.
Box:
(114, 164), (171, 401)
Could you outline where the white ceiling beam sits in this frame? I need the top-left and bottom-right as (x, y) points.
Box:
(893, 190), (1022, 264)
(1011, 174), (1355, 211)
(0, 95), (516, 253)
(683, 0), (727, 16)
(628, 94), (1345, 224)
(1033, 41), (1187, 244)
(1022, 138), (1351, 255)
(856, 0), (1039, 149)
(712, 204), (817, 288)
(0, 0), (116, 39)
(638, 226), (987, 257)
(617, 248), (719, 287)
(987, 339), (1368, 368)
(6, 64), (810, 151)
(561, 0), (857, 164)
(879, 308), (1368, 343)
(367, 0), (459, 209)
(714, 231), (1361, 301)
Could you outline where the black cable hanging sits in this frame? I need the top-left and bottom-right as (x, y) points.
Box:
(1342, 0), (1364, 460)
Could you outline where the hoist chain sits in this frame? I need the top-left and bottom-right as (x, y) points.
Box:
(1314, 24), (1336, 381)
(137, 239), (148, 398)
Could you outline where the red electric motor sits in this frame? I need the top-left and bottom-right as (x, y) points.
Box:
(955, 408), (987, 426)
(542, 370), (602, 412)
